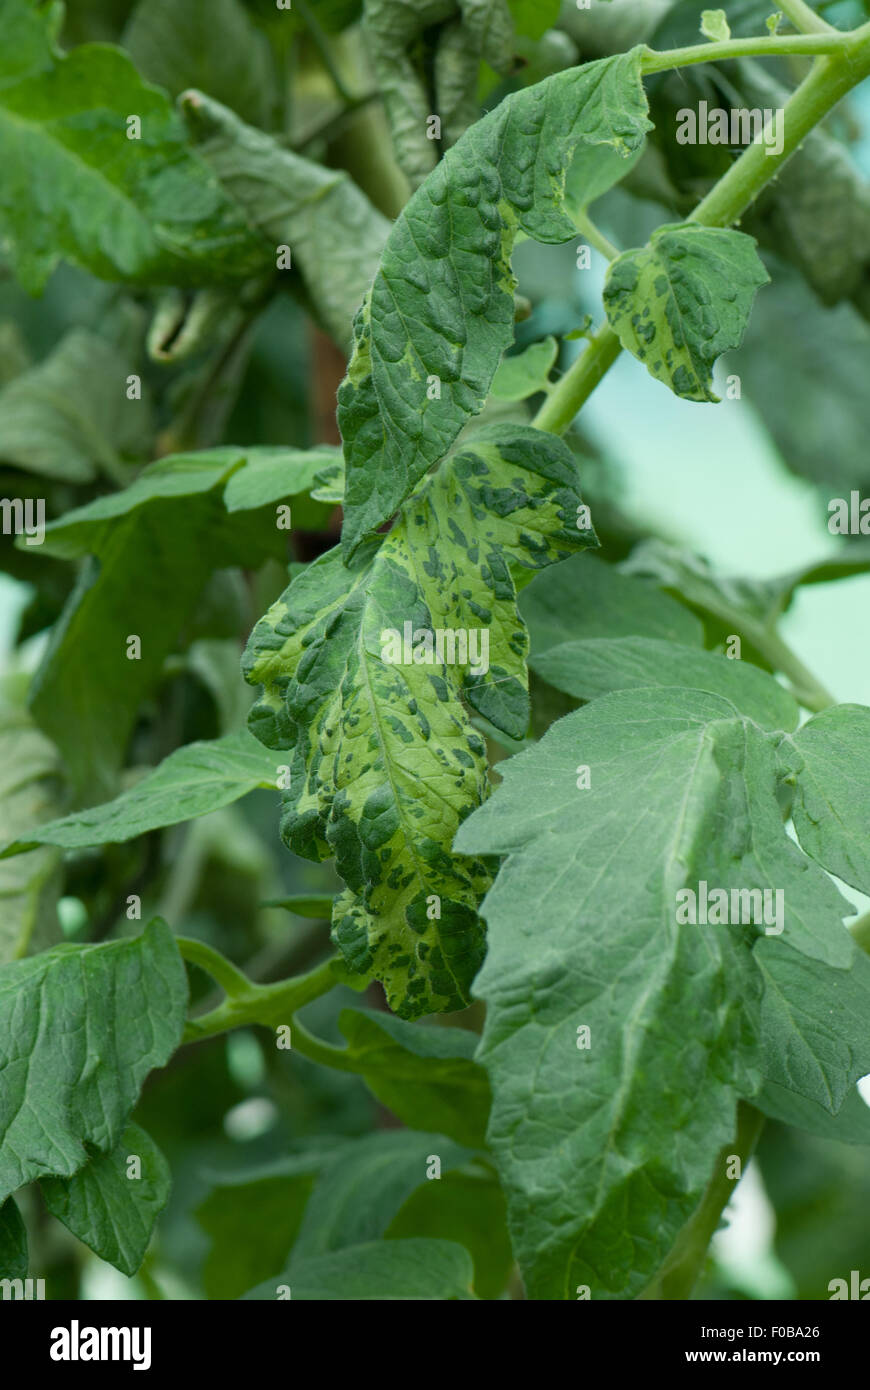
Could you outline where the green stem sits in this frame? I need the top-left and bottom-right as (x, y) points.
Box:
(572, 210), (619, 261)
(532, 320), (622, 435)
(182, 952), (340, 1043)
(288, 1016), (358, 1070)
(778, 0), (835, 35)
(849, 910), (870, 957)
(641, 32), (847, 74)
(177, 937), (252, 998)
(294, 0), (357, 104)
(639, 1102), (766, 1299)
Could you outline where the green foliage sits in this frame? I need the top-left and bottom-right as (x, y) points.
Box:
(0, 920), (187, 1203)
(0, 0), (265, 293)
(2, 0), (870, 1307)
(40, 1124), (171, 1277)
(456, 685), (870, 1297)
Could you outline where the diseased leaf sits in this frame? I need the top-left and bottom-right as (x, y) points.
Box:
(0, 0), (266, 293)
(603, 223), (769, 402)
(40, 1123), (171, 1277)
(0, 1197), (27, 1281)
(0, 730), (277, 856)
(338, 49), (652, 554)
(242, 1237), (475, 1300)
(292, 1129), (469, 1260)
(531, 635), (799, 732)
(337, 1007), (490, 1146)
(182, 92), (390, 353)
(124, 0), (278, 129)
(244, 423), (594, 1016)
(0, 329), (151, 483)
(455, 687), (859, 1297)
(0, 706), (63, 962)
(0, 919), (187, 1202)
(779, 705), (870, 897)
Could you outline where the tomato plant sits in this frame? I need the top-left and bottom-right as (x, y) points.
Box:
(1, 0), (870, 1305)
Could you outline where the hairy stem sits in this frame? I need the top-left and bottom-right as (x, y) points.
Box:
(638, 1102), (766, 1299)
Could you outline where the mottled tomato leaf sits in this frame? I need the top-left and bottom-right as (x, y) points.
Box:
(244, 423), (593, 1016)
(603, 223), (769, 401)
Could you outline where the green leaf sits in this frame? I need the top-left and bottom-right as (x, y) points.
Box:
(197, 1165), (316, 1300)
(0, 329), (151, 483)
(182, 92), (390, 353)
(40, 1123), (171, 1277)
(455, 687), (857, 1297)
(756, 938), (870, 1114)
(531, 635), (799, 732)
(0, 0), (266, 293)
(387, 1167), (513, 1299)
(27, 448), (289, 803)
(244, 423), (594, 1016)
(565, 135), (645, 217)
(362, 0), (515, 189)
(779, 705), (870, 897)
(0, 919), (187, 1203)
(0, 1197), (28, 1281)
(603, 223), (769, 402)
(490, 337), (558, 401)
(242, 1237), (475, 1300)
(701, 9), (730, 41)
(292, 1129), (470, 1260)
(337, 1007), (490, 1146)
(222, 446), (343, 512)
(0, 730), (278, 856)
(0, 705), (63, 961)
(123, 0), (278, 129)
(756, 1082), (870, 1147)
(338, 49), (652, 555)
(520, 551), (704, 656)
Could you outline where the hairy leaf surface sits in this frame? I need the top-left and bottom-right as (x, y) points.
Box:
(456, 687), (863, 1297)
(245, 424), (593, 1016)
